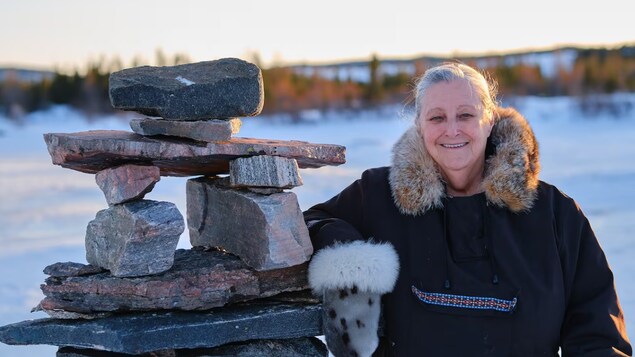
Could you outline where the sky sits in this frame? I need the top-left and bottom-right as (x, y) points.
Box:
(1, 0), (634, 72)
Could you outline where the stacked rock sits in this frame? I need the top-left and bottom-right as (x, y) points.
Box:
(88, 164), (184, 278)
(0, 58), (346, 356)
(187, 155), (311, 271)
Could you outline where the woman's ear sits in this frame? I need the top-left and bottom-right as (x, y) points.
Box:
(415, 116), (424, 137)
(485, 110), (495, 137)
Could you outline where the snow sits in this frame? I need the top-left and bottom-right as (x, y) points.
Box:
(1, 95), (634, 355)
(175, 75), (195, 86)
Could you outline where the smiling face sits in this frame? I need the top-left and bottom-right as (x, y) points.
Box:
(417, 78), (494, 191)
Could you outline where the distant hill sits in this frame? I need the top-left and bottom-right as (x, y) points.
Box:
(291, 45), (635, 83)
(3, 44), (633, 85)
(1, 44), (633, 117)
(0, 68), (55, 83)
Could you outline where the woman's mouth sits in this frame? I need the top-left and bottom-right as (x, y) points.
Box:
(441, 142), (468, 149)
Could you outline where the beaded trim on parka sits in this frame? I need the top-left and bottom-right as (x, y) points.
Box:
(411, 285), (518, 313)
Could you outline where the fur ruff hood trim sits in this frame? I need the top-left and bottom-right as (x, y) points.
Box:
(308, 240), (400, 294)
(389, 107), (540, 215)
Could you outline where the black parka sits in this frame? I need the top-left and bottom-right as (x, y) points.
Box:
(304, 108), (631, 356)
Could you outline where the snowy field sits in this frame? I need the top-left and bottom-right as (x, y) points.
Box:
(0, 94), (634, 356)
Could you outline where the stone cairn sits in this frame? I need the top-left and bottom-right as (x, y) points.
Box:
(0, 58), (346, 356)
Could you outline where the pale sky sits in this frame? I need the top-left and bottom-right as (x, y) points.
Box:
(1, 0), (634, 71)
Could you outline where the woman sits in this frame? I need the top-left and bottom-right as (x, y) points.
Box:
(305, 63), (631, 356)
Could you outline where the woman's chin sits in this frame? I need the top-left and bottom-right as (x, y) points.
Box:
(437, 161), (471, 174)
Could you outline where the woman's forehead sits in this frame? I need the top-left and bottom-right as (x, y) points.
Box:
(421, 79), (482, 110)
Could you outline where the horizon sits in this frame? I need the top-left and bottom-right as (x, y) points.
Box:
(1, 41), (633, 74)
(2, 0), (634, 73)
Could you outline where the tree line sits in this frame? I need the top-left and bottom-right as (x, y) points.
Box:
(1, 45), (634, 118)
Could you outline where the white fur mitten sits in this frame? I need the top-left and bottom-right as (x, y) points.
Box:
(308, 241), (399, 357)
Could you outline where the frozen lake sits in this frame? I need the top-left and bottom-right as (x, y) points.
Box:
(1, 95), (634, 356)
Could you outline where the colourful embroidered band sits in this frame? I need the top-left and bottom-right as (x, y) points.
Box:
(411, 285), (517, 313)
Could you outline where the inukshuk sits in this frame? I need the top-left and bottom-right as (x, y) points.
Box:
(0, 58), (346, 356)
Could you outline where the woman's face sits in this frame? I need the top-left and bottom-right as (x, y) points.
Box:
(417, 78), (493, 180)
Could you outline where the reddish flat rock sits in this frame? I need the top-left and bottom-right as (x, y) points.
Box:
(37, 248), (309, 314)
(43, 130), (346, 176)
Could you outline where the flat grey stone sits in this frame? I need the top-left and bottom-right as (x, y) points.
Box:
(187, 178), (312, 271)
(109, 58), (264, 120)
(95, 165), (160, 205)
(56, 337), (328, 356)
(86, 200), (184, 277)
(44, 131), (346, 176)
(230, 156), (303, 188)
(130, 118), (242, 142)
(0, 300), (323, 354)
(43, 262), (106, 277)
(215, 177), (284, 195)
(31, 307), (110, 320)
(247, 187), (285, 195)
(38, 249), (309, 314)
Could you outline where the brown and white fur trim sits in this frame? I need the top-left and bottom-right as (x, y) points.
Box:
(389, 107), (540, 215)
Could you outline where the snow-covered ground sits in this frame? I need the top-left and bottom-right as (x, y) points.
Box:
(0, 94), (634, 356)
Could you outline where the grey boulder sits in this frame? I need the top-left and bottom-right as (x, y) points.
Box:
(109, 58), (264, 120)
(85, 200), (184, 277)
(187, 177), (312, 271)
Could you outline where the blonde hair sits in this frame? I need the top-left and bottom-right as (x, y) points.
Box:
(413, 62), (498, 121)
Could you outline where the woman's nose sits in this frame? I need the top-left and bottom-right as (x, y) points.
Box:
(445, 118), (459, 136)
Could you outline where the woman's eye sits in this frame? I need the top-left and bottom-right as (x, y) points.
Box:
(459, 113), (474, 119)
(429, 116), (444, 121)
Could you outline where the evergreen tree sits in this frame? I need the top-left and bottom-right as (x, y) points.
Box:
(366, 54), (383, 104)
(48, 72), (81, 104)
